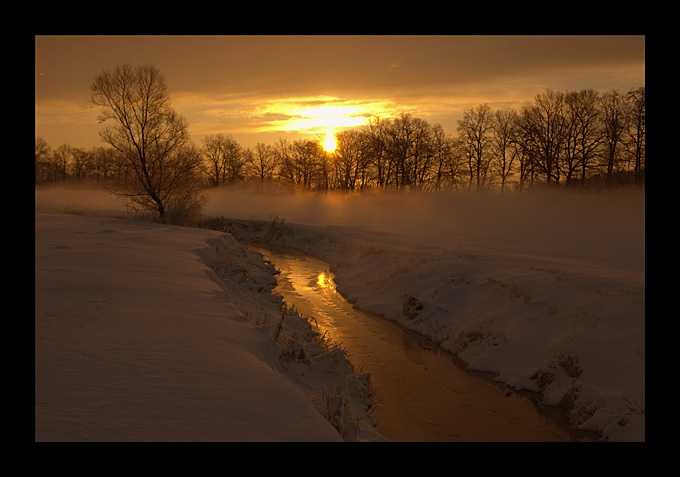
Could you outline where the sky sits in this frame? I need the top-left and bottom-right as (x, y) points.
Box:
(35, 35), (645, 151)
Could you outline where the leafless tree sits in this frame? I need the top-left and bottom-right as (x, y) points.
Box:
(221, 136), (248, 185)
(625, 87), (645, 185)
(457, 104), (494, 190)
(202, 134), (247, 186)
(518, 90), (567, 186)
(202, 134), (228, 187)
(71, 147), (92, 182)
(364, 115), (390, 188)
(90, 64), (204, 223)
(564, 89), (602, 187)
(52, 144), (72, 182)
(35, 137), (51, 184)
(90, 146), (118, 184)
(248, 142), (278, 186)
(491, 109), (520, 192)
(333, 129), (367, 191)
(291, 139), (323, 189)
(600, 89), (628, 186)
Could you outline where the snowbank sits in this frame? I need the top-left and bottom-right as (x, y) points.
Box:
(35, 210), (378, 442)
(35, 186), (645, 441)
(202, 188), (645, 442)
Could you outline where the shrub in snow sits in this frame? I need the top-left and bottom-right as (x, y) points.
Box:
(270, 304), (379, 440)
(402, 293), (423, 320)
(313, 384), (360, 442)
(265, 213), (290, 241)
(531, 349), (583, 412)
(454, 326), (507, 353)
(200, 235), (278, 293)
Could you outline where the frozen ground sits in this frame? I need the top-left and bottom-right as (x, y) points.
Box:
(35, 186), (645, 441)
(35, 208), (379, 442)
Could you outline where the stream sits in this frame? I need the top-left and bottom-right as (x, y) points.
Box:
(250, 243), (573, 442)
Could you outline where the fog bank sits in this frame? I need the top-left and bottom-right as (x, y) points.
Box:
(203, 188), (645, 270)
(35, 185), (645, 270)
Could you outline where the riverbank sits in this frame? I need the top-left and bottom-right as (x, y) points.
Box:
(250, 242), (582, 441)
(35, 210), (379, 441)
(35, 186), (645, 441)
(200, 190), (644, 442)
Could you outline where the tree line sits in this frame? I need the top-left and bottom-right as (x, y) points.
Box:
(34, 64), (644, 223)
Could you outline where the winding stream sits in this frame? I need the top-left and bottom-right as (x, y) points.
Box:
(250, 243), (572, 442)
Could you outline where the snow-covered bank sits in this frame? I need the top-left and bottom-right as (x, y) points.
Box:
(201, 188), (645, 442)
(35, 210), (378, 441)
(35, 186), (645, 442)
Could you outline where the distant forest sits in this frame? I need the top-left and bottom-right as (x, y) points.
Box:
(35, 86), (645, 193)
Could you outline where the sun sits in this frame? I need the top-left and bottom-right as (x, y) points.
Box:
(323, 131), (337, 153)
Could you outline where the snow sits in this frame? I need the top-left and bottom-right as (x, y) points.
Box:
(35, 209), (374, 442)
(35, 186), (645, 442)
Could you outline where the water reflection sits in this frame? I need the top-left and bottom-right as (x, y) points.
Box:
(317, 272), (334, 289)
(250, 243), (572, 442)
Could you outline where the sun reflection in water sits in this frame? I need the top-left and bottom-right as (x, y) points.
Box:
(317, 272), (335, 289)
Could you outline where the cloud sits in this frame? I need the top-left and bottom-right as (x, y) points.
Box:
(35, 35), (645, 150)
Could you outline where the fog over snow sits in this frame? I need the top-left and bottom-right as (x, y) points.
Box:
(35, 185), (645, 442)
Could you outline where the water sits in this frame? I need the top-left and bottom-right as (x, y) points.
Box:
(250, 243), (572, 442)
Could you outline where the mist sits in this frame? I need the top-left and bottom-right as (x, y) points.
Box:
(202, 187), (644, 269)
(35, 185), (644, 270)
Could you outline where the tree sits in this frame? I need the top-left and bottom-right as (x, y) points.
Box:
(625, 87), (645, 185)
(202, 134), (228, 187)
(248, 142), (278, 186)
(564, 89), (602, 187)
(90, 64), (204, 223)
(600, 89), (628, 186)
(71, 147), (92, 182)
(364, 115), (390, 188)
(334, 129), (366, 191)
(221, 137), (248, 185)
(53, 144), (72, 182)
(35, 137), (51, 185)
(90, 146), (118, 184)
(201, 134), (247, 186)
(491, 109), (519, 192)
(292, 139), (323, 189)
(518, 90), (566, 186)
(457, 104), (494, 190)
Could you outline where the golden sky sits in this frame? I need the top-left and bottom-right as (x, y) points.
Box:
(35, 35), (645, 150)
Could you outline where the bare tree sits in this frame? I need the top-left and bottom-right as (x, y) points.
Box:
(90, 64), (204, 223)
(361, 115), (387, 188)
(564, 89), (602, 187)
(248, 142), (278, 186)
(35, 137), (51, 185)
(53, 144), (72, 182)
(292, 139), (323, 189)
(491, 109), (519, 192)
(334, 129), (366, 191)
(625, 87), (645, 185)
(88, 147), (113, 184)
(600, 89), (628, 186)
(202, 134), (228, 187)
(457, 104), (494, 190)
(518, 90), (566, 186)
(71, 147), (92, 182)
(221, 136), (248, 185)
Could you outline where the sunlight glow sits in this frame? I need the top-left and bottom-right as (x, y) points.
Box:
(284, 105), (366, 132)
(323, 131), (337, 152)
(253, 96), (395, 134)
(317, 272), (335, 289)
